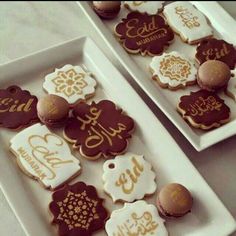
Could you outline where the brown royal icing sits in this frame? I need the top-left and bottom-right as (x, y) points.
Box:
(196, 38), (236, 69)
(0, 86), (38, 129)
(115, 11), (174, 55)
(178, 90), (230, 126)
(49, 182), (108, 236)
(64, 100), (135, 159)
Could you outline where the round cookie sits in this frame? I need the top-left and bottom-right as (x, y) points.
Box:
(177, 90), (230, 130)
(93, 1), (121, 19)
(197, 60), (231, 91)
(157, 183), (193, 218)
(115, 11), (174, 56)
(37, 94), (70, 128)
(196, 38), (236, 69)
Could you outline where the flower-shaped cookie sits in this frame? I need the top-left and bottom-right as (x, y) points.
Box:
(49, 182), (108, 236)
(115, 12), (174, 56)
(64, 100), (135, 160)
(0, 86), (38, 129)
(43, 64), (96, 105)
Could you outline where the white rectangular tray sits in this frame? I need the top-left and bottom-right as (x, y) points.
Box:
(0, 36), (235, 236)
(78, 1), (236, 151)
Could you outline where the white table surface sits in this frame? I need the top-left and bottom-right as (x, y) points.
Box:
(0, 1), (236, 236)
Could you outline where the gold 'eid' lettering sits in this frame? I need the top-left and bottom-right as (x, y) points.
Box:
(0, 98), (34, 113)
(202, 43), (230, 60)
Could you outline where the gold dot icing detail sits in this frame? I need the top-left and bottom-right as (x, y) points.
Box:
(49, 182), (108, 236)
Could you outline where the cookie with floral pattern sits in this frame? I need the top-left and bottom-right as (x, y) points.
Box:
(49, 181), (108, 236)
(43, 64), (97, 106)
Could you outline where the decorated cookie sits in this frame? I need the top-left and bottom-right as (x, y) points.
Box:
(150, 51), (197, 90)
(10, 123), (81, 190)
(43, 64), (97, 105)
(177, 90), (230, 130)
(0, 85), (38, 129)
(124, 1), (164, 15)
(226, 69), (236, 101)
(163, 1), (213, 44)
(64, 100), (135, 160)
(196, 38), (236, 69)
(105, 200), (168, 236)
(103, 153), (156, 202)
(49, 182), (108, 236)
(115, 12), (174, 56)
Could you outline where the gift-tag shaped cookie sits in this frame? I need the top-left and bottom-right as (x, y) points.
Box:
(124, 1), (164, 15)
(163, 1), (213, 44)
(0, 86), (38, 129)
(226, 69), (236, 101)
(150, 51), (197, 90)
(64, 100), (135, 160)
(105, 200), (168, 236)
(10, 123), (81, 190)
(103, 153), (156, 202)
(43, 64), (96, 105)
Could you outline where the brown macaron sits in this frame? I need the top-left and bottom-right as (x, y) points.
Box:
(157, 183), (193, 218)
(197, 60), (231, 91)
(93, 1), (121, 19)
(37, 94), (70, 128)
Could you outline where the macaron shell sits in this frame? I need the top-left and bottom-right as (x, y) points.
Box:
(93, 1), (121, 11)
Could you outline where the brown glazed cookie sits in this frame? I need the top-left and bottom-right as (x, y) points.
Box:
(114, 12), (174, 56)
(196, 38), (236, 69)
(0, 85), (38, 129)
(49, 182), (108, 236)
(177, 90), (230, 130)
(64, 100), (135, 160)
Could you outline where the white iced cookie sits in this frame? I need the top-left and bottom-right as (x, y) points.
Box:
(106, 200), (168, 236)
(10, 123), (81, 190)
(124, 1), (164, 15)
(150, 51), (197, 90)
(163, 1), (213, 44)
(43, 64), (96, 105)
(103, 153), (156, 202)
(226, 69), (236, 101)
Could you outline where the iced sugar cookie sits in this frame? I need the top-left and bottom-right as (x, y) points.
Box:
(64, 100), (135, 160)
(177, 90), (230, 130)
(105, 200), (168, 236)
(226, 69), (236, 101)
(115, 12), (174, 56)
(10, 123), (81, 190)
(49, 182), (108, 236)
(150, 51), (197, 90)
(124, 1), (164, 15)
(163, 1), (213, 44)
(0, 85), (38, 129)
(103, 153), (156, 202)
(43, 64), (97, 105)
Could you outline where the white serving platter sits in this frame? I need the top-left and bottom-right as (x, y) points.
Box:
(0, 36), (235, 236)
(78, 1), (236, 151)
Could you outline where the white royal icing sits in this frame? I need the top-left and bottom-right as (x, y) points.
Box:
(163, 1), (213, 43)
(43, 64), (96, 105)
(10, 123), (81, 189)
(103, 153), (156, 202)
(150, 51), (197, 88)
(124, 1), (164, 15)
(105, 200), (168, 236)
(226, 69), (236, 101)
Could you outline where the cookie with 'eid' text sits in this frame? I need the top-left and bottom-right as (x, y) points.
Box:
(64, 100), (135, 160)
(163, 1), (213, 44)
(103, 153), (156, 202)
(49, 181), (108, 236)
(150, 51), (197, 90)
(10, 123), (81, 190)
(177, 90), (230, 130)
(124, 1), (165, 15)
(115, 11), (174, 56)
(43, 64), (97, 106)
(105, 200), (168, 236)
(0, 85), (38, 129)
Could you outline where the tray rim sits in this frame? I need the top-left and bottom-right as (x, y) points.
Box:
(78, 1), (236, 151)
